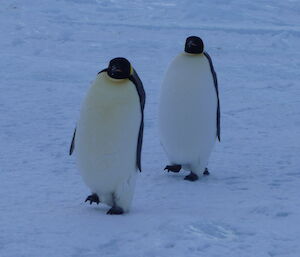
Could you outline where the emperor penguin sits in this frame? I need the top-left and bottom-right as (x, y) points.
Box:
(69, 57), (145, 214)
(158, 36), (220, 181)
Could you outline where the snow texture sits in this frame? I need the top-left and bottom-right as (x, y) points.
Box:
(0, 0), (300, 256)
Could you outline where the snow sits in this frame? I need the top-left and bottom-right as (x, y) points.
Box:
(0, 0), (300, 256)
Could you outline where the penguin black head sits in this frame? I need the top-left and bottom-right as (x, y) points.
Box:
(107, 57), (131, 79)
(184, 36), (204, 54)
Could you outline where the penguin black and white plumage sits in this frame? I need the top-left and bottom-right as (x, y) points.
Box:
(70, 57), (145, 214)
(158, 36), (220, 181)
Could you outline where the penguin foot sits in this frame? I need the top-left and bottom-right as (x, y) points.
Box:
(184, 172), (199, 182)
(106, 206), (124, 215)
(164, 164), (182, 173)
(85, 193), (100, 205)
(203, 168), (210, 176)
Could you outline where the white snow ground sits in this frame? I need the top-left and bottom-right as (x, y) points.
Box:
(1, 0), (300, 256)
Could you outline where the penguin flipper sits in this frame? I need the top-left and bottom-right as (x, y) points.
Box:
(129, 69), (146, 172)
(69, 127), (76, 155)
(203, 52), (221, 142)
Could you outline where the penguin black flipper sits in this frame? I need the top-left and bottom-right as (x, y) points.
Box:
(203, 52), (221, 142)
(69, 127), (76, 155)
(129, 69), (145, 172)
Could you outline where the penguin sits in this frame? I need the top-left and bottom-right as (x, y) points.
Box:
(69, 57), (145, 214)
(158, 36), (220, 181)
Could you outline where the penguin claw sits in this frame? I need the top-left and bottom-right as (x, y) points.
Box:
(184, 172), (199, 182)
(106, 206), (124, 215)
(85, 193), (100, 205)
(164, 165), (182, 173)
(203, 168), (210, 176)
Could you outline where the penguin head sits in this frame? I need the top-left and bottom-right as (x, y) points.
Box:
(107, 57), (132, 79)
(184, 36), (204, 54)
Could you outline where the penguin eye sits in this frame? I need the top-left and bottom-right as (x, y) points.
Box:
(188, 41), (197, 47)
(111, 65), (122, 74)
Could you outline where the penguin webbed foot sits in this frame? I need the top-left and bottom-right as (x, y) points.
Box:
(164, 164), (182, 173)
(85, 193), (100, 205)
(106, 206), (124, 215)
(184, 172), (199, 182)
(203, 168), (210, 176)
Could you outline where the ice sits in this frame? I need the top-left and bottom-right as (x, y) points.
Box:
(0, 0), (300, 256)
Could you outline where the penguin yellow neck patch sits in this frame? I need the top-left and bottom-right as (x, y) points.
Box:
(183, 52), (203, 56)
(130, 65), (134, 75)
(105, 72), (127, 83)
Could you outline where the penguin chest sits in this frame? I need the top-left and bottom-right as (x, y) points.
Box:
(159, 55), (217, 162)
(75, 75), (141, 191)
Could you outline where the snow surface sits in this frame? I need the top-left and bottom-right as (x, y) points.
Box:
(0, 0), (300, 256)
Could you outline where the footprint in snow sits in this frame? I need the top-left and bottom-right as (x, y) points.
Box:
(187, 222), (237, 241)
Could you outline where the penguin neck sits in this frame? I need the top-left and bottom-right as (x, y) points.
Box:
(182, 52), (204, 57)
(104, 72), (128, 83)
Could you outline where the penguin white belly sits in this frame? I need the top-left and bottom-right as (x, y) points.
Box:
(75, 73), (140, 208)
(159, 53), (217, 174)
